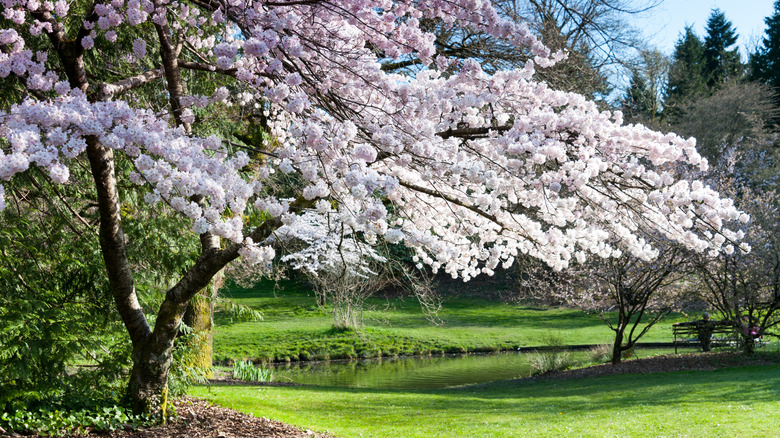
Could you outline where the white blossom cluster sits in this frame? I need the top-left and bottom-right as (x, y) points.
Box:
(273, 204), (386, 279)
(0, 90), (262, 244)
(0, 0), (749, 279)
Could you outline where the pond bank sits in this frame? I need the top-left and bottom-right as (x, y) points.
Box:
(191, 351), (780, 438)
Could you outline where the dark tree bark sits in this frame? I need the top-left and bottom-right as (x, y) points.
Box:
(31, 7), (286, 413)
(611, 323), (625, 365)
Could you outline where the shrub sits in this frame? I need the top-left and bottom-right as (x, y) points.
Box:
(588, 344), (636, 364)
(0, 405), (154, 436)
(232, 360), (273, 382)
(528, 350), (575, 375)
(528, 334), (576, 375)
(621, 346), (637, 360)
(589, 344), (613, 364)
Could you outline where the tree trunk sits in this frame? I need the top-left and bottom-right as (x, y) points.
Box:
(127, 344), (174, 415)
(40, 10), (273, 415)
(741, 333), (756, 355)
(612, 324), (625, 364)
(123, 217), (280, 413)
(182, 270), (225, 375)
(125, 295), (190, 414)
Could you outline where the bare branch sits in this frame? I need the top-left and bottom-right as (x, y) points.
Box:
(437, 125), (512, 139)
(96, 68), (164, 101)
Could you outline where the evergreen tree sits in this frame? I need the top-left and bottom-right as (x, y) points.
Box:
(621, 49), (668, 127)
(750, 1), (780, 90)
(703, 9), (743, 88)
(665, 27), (707, 120)
(622, 71), (654, 124)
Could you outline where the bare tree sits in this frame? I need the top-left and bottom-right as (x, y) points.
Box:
(669, 82), (778, 162)
(390, 1), (661, 98)
(512, 236), (690, 364)
(621, 48), (671, 127)
(693, 150), (780, 353)
(574, 242), (690, 363)
(501, 1), (660, 95)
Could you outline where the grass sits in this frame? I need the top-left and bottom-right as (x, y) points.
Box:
(192, 361), (780, 437)
(214, 279), (695, 363)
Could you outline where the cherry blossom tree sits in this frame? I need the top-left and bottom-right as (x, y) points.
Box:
(0, 0), (748, 412)
(575, 240), (690, 364)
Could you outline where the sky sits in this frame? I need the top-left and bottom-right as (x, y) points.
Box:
(634, 0), (776, 58)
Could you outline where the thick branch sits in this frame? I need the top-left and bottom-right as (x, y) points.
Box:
(31, 4), (98, 92)
(85, 135), (151, 345)
(436, 125), (512, 139)
(177, 60), (237, 77)
(398, 180), (504, 231)
(381, 58), (424, 72)
(35, 1), (149, 345)
(148, 215), (284, 357)
(96, 68), (164, 101)
(154, 17), (191, 133)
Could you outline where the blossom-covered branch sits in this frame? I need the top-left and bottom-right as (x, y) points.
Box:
(0, 0), (749, 410)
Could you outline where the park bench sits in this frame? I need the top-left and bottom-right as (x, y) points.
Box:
(672, 321), (738, 353)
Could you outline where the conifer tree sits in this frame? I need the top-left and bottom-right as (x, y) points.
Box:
(750, 2), (780, 93)
(665, 27), (707, 120)
(621, 49), (668, 126)
(622, 72), (652, 123)
(703, 9), (743, 88)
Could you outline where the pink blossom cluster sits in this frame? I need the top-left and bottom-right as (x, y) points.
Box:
(0, 0), (749, 278)
(180, 87), (231, 109)
(0, 27), (57, 91)
(257, 60), (745, 278)
(238, 237), (275, 267)
(0, 92), (264, 244)
(132, 38), (146, 59)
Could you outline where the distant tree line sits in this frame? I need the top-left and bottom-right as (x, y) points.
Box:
(622, 6), (780, 163)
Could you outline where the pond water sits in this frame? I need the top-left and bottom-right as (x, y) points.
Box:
(267, 351), (588, 389)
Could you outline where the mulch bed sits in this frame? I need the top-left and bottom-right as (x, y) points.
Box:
(523, 351), (780, 382)
(105, 398), (331, 438)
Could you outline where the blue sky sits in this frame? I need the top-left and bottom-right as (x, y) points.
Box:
(633, 1), (775, 57)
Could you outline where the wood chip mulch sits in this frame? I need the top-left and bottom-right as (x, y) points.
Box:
(105, 398), (332, 438)
(521, 351), (780, 382)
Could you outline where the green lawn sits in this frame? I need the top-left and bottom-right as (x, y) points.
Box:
(214, 280), (693, 363)
(192, 362), (780, 437)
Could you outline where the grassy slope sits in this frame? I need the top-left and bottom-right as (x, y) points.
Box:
(192, 363), (780, 437)
(214, 280), (690, 363)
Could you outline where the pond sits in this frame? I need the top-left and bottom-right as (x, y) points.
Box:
(266, 351), (589, 389)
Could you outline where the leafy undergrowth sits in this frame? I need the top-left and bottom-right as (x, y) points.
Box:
(192, 352), (780, 438)
(0, 405), (155, 437)
(4, 398), (330, 438)
(214, 280), (689, 364)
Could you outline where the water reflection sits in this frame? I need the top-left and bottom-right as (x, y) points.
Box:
(267, 352), (544, 389)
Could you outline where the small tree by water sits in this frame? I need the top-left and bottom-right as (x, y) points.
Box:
(564, 240), (690, 364)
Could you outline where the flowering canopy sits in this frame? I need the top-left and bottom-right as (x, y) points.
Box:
(0, 0), (747, 281)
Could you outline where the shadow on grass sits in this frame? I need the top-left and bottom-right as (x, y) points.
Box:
(219, 281), (669, 334)
(255, 362), (780, 415)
